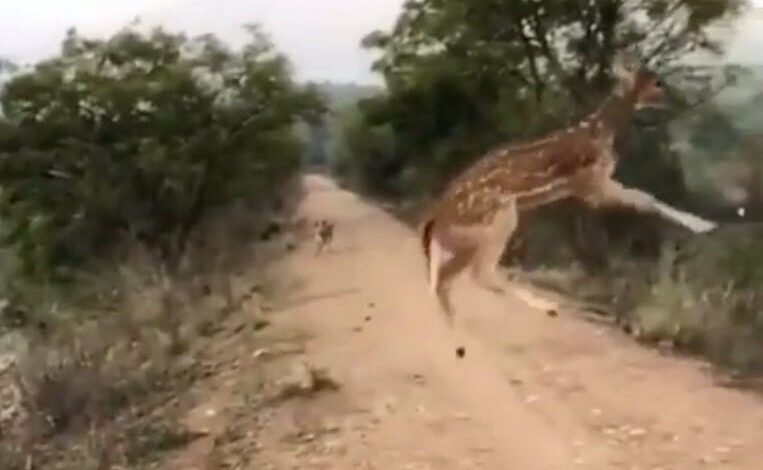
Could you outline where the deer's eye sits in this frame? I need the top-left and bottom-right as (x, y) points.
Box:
(654, 79), (663, 87)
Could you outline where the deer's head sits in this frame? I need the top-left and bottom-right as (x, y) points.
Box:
(612, 52), (666, 110)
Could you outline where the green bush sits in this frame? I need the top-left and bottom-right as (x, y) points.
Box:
(633, 226), (763, 373)
(0, 25), (324, 286)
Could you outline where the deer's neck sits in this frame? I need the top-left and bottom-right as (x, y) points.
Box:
(586, 88), (638, 144)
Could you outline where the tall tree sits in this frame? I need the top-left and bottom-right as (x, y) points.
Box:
(366, 0), (744, 107)
(343, 0), (744, 269)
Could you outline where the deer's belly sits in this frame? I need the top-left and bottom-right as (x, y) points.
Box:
(433, 223), (489, 250)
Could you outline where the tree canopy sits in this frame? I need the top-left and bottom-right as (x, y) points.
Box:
(333, 0), (745, 269)
(343, 0), (743, 197)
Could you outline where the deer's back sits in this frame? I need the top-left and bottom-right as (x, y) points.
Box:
(433, 128), (608, 224)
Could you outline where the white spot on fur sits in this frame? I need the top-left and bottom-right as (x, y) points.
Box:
(466, 192), (476, 209)
(514, 177), (569, 199)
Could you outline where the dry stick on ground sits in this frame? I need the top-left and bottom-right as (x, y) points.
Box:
(418, 52), (717, 324)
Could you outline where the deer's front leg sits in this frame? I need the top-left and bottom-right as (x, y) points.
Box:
(589, 179), (717, 233)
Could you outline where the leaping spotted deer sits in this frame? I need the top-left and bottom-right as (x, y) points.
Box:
(418, 53), (717, 321)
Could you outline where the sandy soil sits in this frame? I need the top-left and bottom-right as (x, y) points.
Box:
(168, 174), (763, 470)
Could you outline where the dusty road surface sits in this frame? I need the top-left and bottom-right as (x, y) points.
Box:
(178, 174), (763, 470)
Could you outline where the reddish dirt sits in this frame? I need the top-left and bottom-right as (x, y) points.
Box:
(170, 174), (763, 470)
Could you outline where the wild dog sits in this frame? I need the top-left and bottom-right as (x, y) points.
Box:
(313, 219), (334, 255)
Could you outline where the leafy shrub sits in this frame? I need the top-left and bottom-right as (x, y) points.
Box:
(0, 24), (324, 286)
(633, 226), (763, 373)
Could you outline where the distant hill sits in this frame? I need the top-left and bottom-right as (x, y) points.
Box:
(673, 63), (763, 141)
(715, 66), (763, 133)
(714, 63), (763, 98)
(670, 63), (763, 202)
(298, 81), (383, 167)
(312, 81), (382, 111)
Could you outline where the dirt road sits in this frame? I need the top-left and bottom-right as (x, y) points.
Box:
(197, 174), (763, 470)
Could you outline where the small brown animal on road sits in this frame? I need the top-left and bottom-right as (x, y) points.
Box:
(314, 219), (335, 256)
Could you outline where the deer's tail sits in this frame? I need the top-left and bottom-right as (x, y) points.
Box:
(419, 217), (435, 277)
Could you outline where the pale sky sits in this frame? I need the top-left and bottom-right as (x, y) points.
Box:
(1, 0), (762, 85)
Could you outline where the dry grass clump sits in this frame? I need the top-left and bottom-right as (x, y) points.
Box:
(0, 203), (298, 469)
(523, 225), (763, 376)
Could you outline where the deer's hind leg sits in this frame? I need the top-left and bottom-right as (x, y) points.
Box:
(428, 229), (478, 323)
(434, 249), (476, 323)
(470, 201), (518, 295)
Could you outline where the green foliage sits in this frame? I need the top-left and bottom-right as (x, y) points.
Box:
(688, 107), (742, 154)
(0, 25), (325, 282)
(634, 226), (763, 373)
(335, 0), (743, 272)
(332, 103), (400, 196)
(339, 0), (742, 200)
